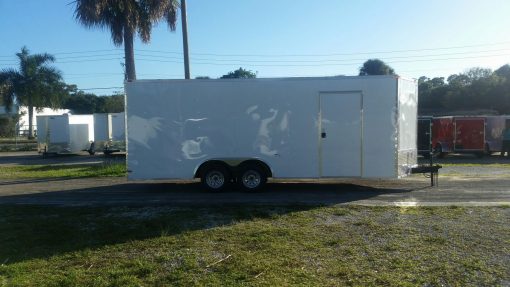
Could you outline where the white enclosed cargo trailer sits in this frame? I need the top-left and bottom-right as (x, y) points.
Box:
(125, 76), (418, 190)
(93, 112), (126, 154)
(36, 114), (94, 154)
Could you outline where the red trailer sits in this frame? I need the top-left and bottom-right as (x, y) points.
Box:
(431, 117), (454, 157)
(453, 117), (486, 155)
(431, 116), (485, 157)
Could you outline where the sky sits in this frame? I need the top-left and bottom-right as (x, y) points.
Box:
(1, 0), (510, 95)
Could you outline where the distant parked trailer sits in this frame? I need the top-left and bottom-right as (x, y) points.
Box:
(36, 114), (94, 154)
(485, 115), (510, 154)
(453, 117), (485, 156)
(92, 112), (126, 154)
(431, 116), (485, 157)
(431, 117), (454, 157)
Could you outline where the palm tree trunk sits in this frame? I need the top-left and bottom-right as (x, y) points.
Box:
(28, 104), (34, 139)
(124, 28), (136, 81)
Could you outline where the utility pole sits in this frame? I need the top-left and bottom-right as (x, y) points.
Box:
(181, 0), (191, 79)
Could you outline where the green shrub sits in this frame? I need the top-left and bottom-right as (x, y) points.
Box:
(0, 115), (19, 137)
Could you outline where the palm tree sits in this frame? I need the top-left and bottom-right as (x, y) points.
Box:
(0, 47), (67, 139)
(74, 0), (179, 81)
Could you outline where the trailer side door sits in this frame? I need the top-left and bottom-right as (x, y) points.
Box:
(320, 92), (362, 177)
(454, 118), (485, 151)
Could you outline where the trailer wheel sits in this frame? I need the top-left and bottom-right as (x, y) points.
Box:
(201, 164), (230, 191)
(238, 164), (267, 191)
(434, 144), (446, 158)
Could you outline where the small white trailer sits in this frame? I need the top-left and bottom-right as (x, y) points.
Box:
(36, 114), (94, 154)
(92, 112), (126, 154)
(125, 76), (418, 190)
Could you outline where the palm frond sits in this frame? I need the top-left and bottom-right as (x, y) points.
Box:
(31, 53), (56, 67)
(0, 69), (22, 111)
(165, 2), (178, 31)
(74, 0), (180, 79)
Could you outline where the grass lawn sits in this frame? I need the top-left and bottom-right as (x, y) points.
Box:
(0, 138), (36, 144)
(440, 163), (510, 168)
(0, 205), (508, 286)
(0, 163), (126, 179)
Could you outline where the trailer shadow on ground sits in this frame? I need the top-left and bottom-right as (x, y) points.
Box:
(0, 181), (415, 264)
(0, 181), (413, 206)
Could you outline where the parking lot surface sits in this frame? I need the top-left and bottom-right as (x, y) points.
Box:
(0, 152), (509, 206)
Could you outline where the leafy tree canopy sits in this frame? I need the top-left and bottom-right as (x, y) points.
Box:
(359, 59), (396, 76)
(64, 85), (124, 114)
(418, 64), (510, 115)
(220, 68), (257, 79)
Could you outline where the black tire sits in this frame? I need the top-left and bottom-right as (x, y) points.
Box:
(237, 164), (267, 191)
(201, 164), (230, 191)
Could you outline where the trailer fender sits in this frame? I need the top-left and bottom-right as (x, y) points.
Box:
(236, 159), (273, 178)
(194, 160), (232, 178)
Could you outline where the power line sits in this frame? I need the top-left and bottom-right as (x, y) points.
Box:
(156, 48), (510, 64)
(1, 40), (509, 59)
(133, 52), (510, 67)
(2, 47), (508, 66)
(38, 50), (510, 66)
(47, 49), (122, 56)
(2, 51), (508, 70)
(56, 58), (123, 64)
(136, 41), (510, 58)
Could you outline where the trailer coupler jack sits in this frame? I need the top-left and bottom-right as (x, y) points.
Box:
(411, 165), (442, 187)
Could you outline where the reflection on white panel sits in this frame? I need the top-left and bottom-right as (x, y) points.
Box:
(181, 137), (209, 159)
(128, 115), (163, 149)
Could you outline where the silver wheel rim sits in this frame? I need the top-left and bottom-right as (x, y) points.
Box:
(242, 170), (261, 189)
(206, 171), (225, 189)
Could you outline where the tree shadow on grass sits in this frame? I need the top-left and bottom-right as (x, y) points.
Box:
(0, 180), (413, 264)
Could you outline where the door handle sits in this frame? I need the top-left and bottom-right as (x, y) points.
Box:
(321, 132), (327, 138)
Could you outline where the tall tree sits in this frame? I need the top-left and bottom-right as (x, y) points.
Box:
(74, 0), (179, 81)
(418, 64), (510, 115)
(220, 67), (257, 79)
(359, 59), (396, 76)
(494, 64), (510, 79)
(0, 47), (67, 139)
